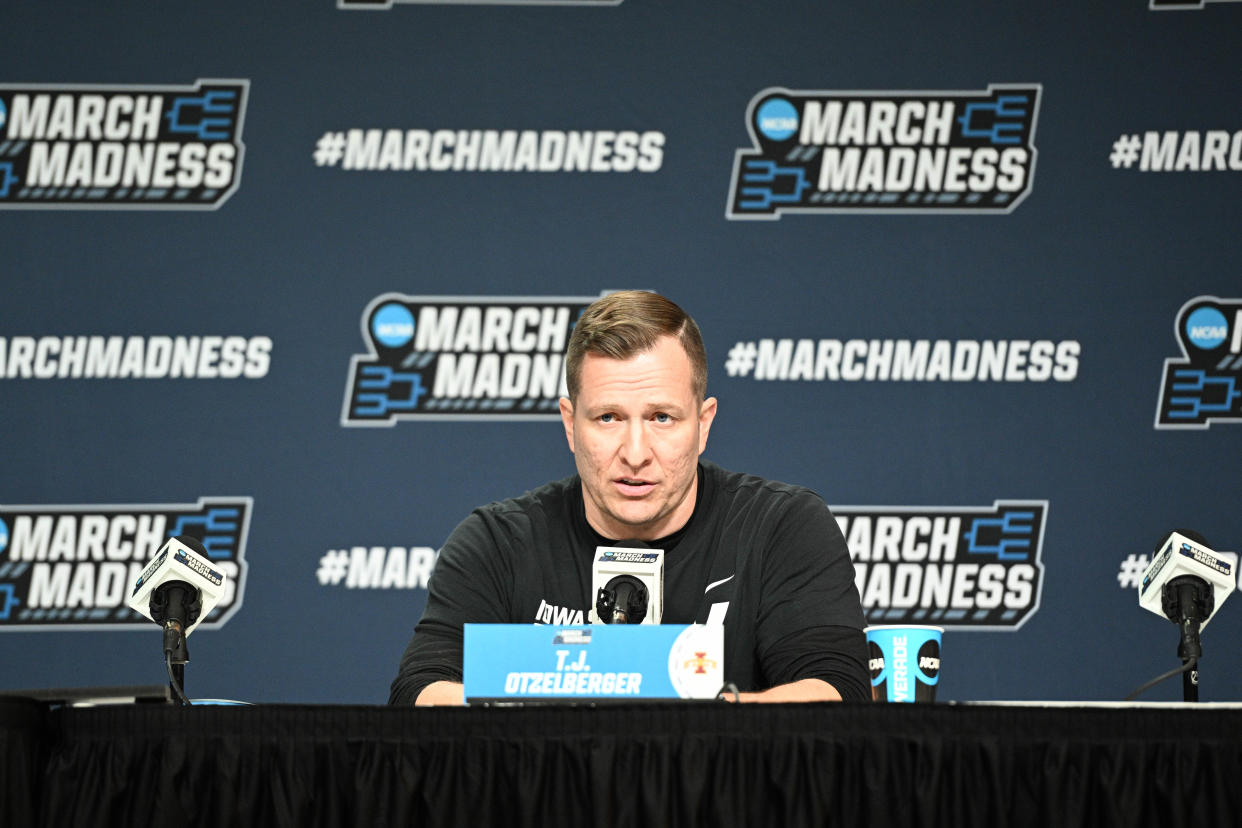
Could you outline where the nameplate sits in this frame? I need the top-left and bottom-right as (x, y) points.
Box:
(463, 624), (723, 703)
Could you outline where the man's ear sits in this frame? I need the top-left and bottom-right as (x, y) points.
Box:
(559, 397), (576, 454)
(697, 396), (718, 454)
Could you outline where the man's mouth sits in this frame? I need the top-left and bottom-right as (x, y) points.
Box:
(614, 478), (656, 495)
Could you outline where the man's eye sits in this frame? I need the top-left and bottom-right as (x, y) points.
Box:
(654, 413), (671, 423)
(599, 413), (615, 423)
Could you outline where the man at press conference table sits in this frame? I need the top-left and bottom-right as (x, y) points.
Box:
(389, 290), (869, 705)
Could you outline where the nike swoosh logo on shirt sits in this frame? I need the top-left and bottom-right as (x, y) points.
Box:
(704, 574), (735, 594)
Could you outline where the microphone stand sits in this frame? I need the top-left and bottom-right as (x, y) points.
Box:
(1182, 661), (1198, 703)
(1177, 616), (1200, 703)
(152, 582), (198, 706)
(1167, 577), (1209, 703)
(1126, 573), (1215, 702)
(164, 620), (191, 704)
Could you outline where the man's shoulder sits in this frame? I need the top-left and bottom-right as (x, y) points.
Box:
(472, 473), (580, 523)
(445, 474), (580, 555)
(703, 461), (826, 507)
(698, 462), (847, 561)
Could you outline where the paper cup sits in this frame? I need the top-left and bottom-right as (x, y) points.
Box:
(866, 625), (942, 702)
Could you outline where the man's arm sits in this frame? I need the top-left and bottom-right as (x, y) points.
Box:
(735, 678), (841, 703)
(389, 512), (512, 706)
(750, 624), (870, 701)
(752, 495), (871, 701)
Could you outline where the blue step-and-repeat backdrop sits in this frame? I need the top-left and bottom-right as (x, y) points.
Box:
(1, 1), (1239, 704)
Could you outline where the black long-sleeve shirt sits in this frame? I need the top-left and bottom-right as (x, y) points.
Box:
(389, 461), (869, 705)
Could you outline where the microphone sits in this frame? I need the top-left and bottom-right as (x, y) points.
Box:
(128, 535), (227, 639)
(127, 535), (228, 703)
(1133, 529), (1234, 701)
(1138, 530), (1233, 642)
(591, 541), (664, 625)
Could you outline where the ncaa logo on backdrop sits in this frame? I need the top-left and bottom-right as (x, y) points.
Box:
(340, 0), (617, 7)
(342, 293), (601, 425)
(727, 84), (1041, 219)
(838, 501), (1047, 630)
(0, 80), (248, 209)
(0, 498), (250, 631)
(1155, 296), (1242, 429)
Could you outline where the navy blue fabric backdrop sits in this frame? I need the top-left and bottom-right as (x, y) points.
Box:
(1, 0), (1239, 704)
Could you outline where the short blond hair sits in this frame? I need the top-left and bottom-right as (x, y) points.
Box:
(565, 291), (707, 402)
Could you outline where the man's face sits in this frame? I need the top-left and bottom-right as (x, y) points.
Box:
(559, 335), (717, 541)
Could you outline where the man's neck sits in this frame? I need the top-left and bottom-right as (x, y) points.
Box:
(581, 464), (705, 548)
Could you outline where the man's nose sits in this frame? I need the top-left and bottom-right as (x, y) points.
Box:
(618, 421), (652, 467)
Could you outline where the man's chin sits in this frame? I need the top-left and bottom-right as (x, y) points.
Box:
(598, 507), (665, 539)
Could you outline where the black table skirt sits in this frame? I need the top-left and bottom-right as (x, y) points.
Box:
(5, 700), (1241, 827)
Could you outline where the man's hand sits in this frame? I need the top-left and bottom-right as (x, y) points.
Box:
(415, 681), (465, 706)
(732, 678), (843, 703)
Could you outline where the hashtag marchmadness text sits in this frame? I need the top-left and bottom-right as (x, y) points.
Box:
(1117, 554), (1150, 589)
(314, 129), (665, 173)
(317, 547), (435, 589)
(725, 339), (1080, 382)
(1110, 130), (1242, 171)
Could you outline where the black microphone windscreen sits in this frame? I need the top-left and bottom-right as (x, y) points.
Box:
(175, 535), (209, 556)
(1153, 529), (1212, 552)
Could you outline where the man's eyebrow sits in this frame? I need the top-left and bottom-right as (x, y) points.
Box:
(581, 400), (688, 415)
(644, 401), (688, 412)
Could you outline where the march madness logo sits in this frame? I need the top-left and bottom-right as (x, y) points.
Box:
(837, 500), (1047, 630)
(339, 0), (619, 8)
(0, 497), (250, 631)
(727, 84), (1041, 219)
(1155, 296), (1242, 429)
(0, 79), (248, 209)
(342, 293), (600, 425)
